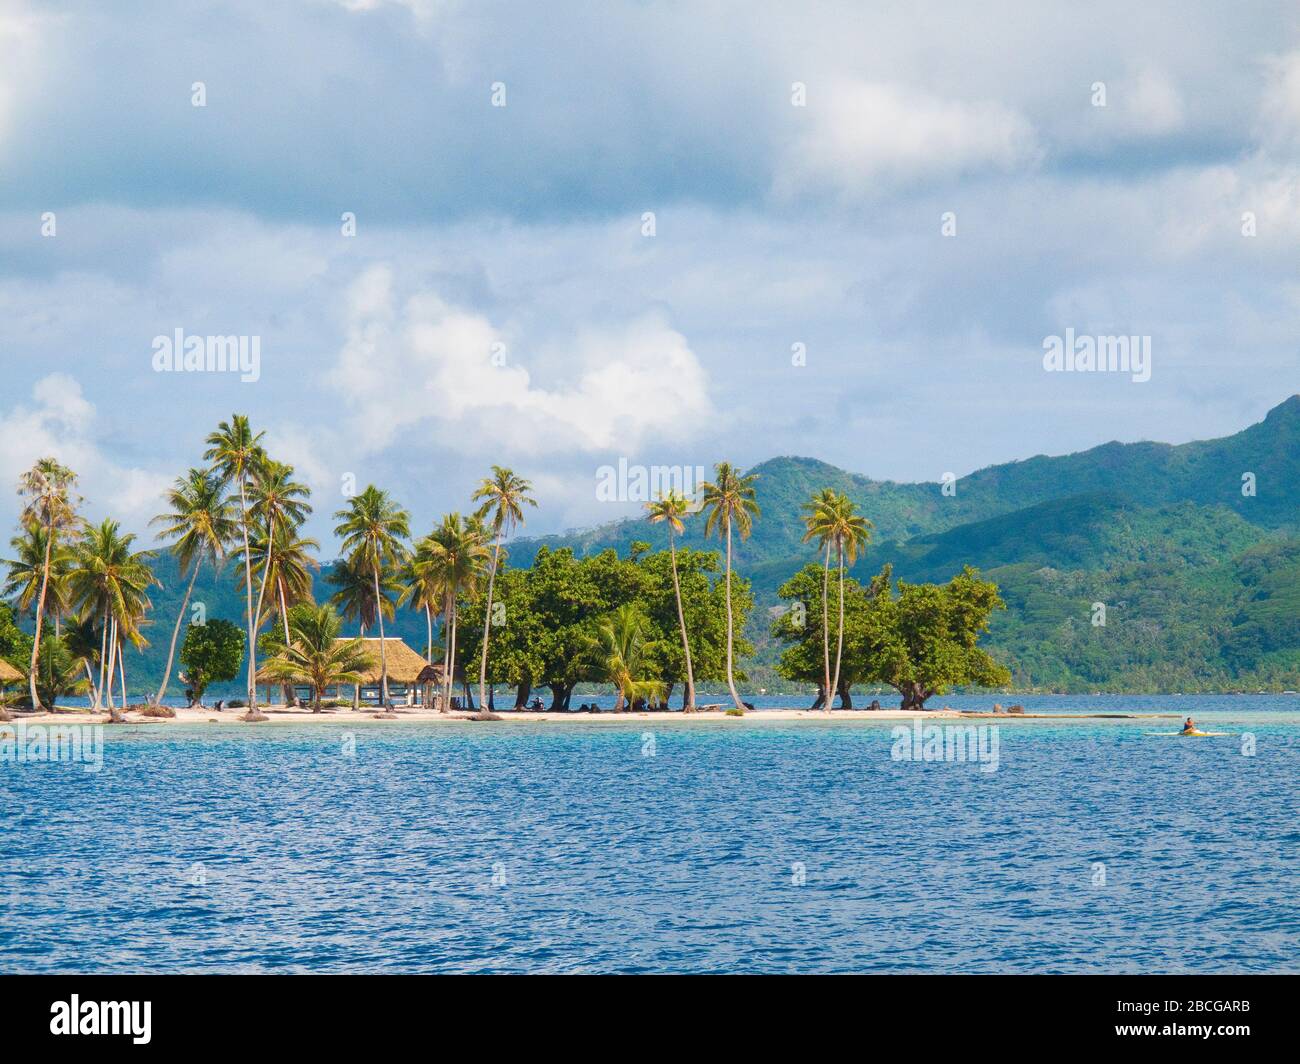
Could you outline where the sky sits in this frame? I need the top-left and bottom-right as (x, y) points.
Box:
(1, 0), (1299, 547)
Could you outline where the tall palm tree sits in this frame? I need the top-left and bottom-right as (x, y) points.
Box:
(250, 525), (319, 705)
(203, 416), (266, 710)
(801, 487), (840, 712)
(804, 490), (873, 712)
(16, 458), (80, 709)
(646, 490), (697, 712)
(583, 603), (665, 712)
(150, 468), (236, 704)
(398, 535), (441, 665)
(246, 460), (312, 641)
(698, 462), (760, 713)
(67, 520), (157, 720)
(333, 486), (410, 706)
(424, 513), (489, 711)
(472, 467), (536, 713)
(262, 603), (376, 712)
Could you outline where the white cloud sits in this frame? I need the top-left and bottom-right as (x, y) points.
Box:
(324, 265), (714, 457)
(775, 80), (1039, 199)
(0, 373), (171, 527)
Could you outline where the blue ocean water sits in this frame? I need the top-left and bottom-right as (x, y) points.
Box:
(2, 697), (1296, 973)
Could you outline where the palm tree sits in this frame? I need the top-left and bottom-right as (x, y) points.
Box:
(203, 416), (266, 710)
(261, 603), (376, 712)
(698, 462), (760, 712)
(583, 604), (665, 712)
(398, 535), (441, 665)
(801, 487), (840, 712)
(247, 460), (312, 640)
(327, 555), (398, 709)
(67, 520), (157, 720)
(804, 490), (873, 712)
(4, 522), (74, 636)
(249, 525), (319, 705)
(424, 513), (489, 712)
(333, 486), (410, 706)
(16, 458), (80, 708)
(31, 634), (91, 710)
(472, 467), (536, 713)
(150, 469), (236, 704)
(646, 490), (697, 712)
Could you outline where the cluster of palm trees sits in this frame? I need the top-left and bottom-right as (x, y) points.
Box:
(6, 421), (872, 717)
(4, 458), (160, 719)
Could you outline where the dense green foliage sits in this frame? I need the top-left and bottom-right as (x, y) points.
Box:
(178, 619), (246, 704)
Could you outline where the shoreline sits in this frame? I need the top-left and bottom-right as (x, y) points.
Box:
(5, 706), (1188, 726)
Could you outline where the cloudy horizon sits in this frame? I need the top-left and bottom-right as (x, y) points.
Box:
(2, 0), (1299, 546)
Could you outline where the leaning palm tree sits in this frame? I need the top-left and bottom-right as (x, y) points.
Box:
(15, 458), (80, 708)
(398, 535), (442, 665)
(333, 486), (410, 706)
(67, 520), (157, 720)
(203, 416), (266, 710)
(472, 467), (536, 713)
(583, 604), (665, 712)
(698, 462), (760, 713)
(249, 525), (319, 705)
(646, 490), (697, 712)
(425, 513), (489, 712)
(150, 468), (236, 704)
(262, 603), (376, 712)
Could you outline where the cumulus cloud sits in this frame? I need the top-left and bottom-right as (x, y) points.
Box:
(325, 265), (714, 456)
(775, 80), (1039, 199)
(0, 374), (171, 526)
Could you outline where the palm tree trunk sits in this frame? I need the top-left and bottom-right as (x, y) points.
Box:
(94, 615), (107, 710)
(449, 600), (460, 710)
(353, 621), (364, 709)
(829, 543), (847, 713)
(478, 534), (502, 713)
(156, 557), (202, 704)
(668, 532), (696, 711)
(440, 594), (452, 712)
(821, 540), (832, 714)
(424, 604), (433, 664)
(278, 578), (295, 706)
(105, 618), (119, 717)
(238, 476), (257, 710)
(723, 520), (744, 712)
(118, 641), (128, 708)
(372, 567), (390, 705)
(28, 528), (53, 709)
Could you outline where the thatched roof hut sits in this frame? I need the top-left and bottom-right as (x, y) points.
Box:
(0, 659), (25, 685)
(350, 638), (440, 685)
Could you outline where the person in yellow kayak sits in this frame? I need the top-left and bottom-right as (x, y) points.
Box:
(1181, 716), (1197, 735)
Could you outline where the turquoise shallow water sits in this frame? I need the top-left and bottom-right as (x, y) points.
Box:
(1, 698), (1297, 973)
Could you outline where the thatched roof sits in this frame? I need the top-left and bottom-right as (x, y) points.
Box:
(0, 659), (24, 684)
(258, 638), (441, 686)
(349, 638), (438, 684)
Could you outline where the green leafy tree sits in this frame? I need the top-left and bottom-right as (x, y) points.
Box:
(32, 634), (90, 709)
(179, 618), (246, 706)
(858, 565), (1011, 709)
(582, 603), (665, 711)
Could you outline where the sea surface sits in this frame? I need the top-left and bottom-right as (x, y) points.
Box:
(2, 696), (1296, 973)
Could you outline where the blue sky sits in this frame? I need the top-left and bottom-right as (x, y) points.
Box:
(1, 0), (1298, 545)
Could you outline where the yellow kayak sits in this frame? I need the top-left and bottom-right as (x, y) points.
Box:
(1146, 730), (1229, 737)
